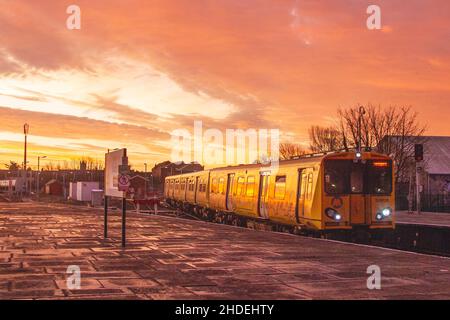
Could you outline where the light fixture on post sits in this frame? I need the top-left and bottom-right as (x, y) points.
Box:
(356, 106), (365, 161)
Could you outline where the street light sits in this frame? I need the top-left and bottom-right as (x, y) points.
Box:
(144, 163), (148, 195)
(23, 123), (30, 194)
(37, 155), (47, 199)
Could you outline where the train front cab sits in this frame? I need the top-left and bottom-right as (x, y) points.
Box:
(320, 152), (395, 233)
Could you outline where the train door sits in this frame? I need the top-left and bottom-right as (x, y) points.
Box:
(226, 173), (235, 211)
(183, 179), (188, 201)
(194, 176), (199, 203)
(295, 169), (305, 223)
(258, 172), (270, 219)
(349, 162), (367, 225)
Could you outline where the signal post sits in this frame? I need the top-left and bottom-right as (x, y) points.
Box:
(414, 144), (424, 215)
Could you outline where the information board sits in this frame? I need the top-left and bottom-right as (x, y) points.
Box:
(104, 148), (128, 197)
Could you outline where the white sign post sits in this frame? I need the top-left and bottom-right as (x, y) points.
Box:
(104, 148), (129, 247)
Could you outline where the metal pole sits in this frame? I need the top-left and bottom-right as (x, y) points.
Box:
(358, 106), (365, 153)
(408, 167), (413, 213)
(24, 135), (27, 194)
(416, 162), (422, 215)
(122, 197), (126, 247)
(144, 163), (147, 196)
(62, 173), (66, 200)
(37, 157), (40, 199)
(23, 123), (29, 195)
(104, 195), (108, 238)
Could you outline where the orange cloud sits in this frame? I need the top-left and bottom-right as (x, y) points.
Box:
(0, 0), (449, 167)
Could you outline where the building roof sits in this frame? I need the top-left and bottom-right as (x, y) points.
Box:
(130, 175), (150, 182)
(45, 179), (59, 185)
(422, 136), (450, 175)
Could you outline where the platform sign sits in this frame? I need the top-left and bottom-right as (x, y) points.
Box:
(104, 148), (129, 247)
(105, 148), (128, 197)
(118, 164), (131, 192)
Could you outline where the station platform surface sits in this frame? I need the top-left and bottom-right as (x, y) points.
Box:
(396, 211), (450, 228)
(0, 202), (449, 300)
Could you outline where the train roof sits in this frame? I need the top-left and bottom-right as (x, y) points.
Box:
(164, 151), (391, 180)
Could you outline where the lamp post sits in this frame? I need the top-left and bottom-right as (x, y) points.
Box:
(23, 123), (29, 194)
(144, 163), (148, 195)
(37, 155), (46, 199)
(356, 106), (365, 157)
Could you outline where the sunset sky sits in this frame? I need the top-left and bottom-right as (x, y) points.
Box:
(0, 0), (449, 170)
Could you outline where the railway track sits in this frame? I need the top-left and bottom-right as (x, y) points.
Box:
(157, 201), (450, 257)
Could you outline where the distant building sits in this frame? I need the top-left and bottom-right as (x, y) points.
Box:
(79, 161), (87, 172)
(380, 136), (450, 211)
(151, 161), (204, 186)
(129, 175), (151, 199)
(418, 137), (450, 195)
(45, 179), (63, 196)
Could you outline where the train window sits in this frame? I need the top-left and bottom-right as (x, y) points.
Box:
(211, 178), (218, 193)
(199, 179), (206, 193)
(218, 177), (225, 194)
(274, 175), (286, 199)
(175, 180), (180, 190)
(181, 179), (186, 191)
(350, 163), (364, 193)
(368, 160), (392, 194)
(246, 176), (255, 197)
(237, 177), (245, 195)
(325, 160), (350, 194)
(325, 159), (392, 195)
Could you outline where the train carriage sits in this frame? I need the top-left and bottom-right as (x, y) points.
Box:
(165, 151), (395, 234)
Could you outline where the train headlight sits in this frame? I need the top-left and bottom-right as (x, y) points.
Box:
(376, 213), (383, 220)
(382, 208), (392, 217)
(325, 208), (342, 221)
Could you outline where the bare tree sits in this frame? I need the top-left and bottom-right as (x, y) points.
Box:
(44, 161), (56, 171)
(77, 157), (104, 170)
(309, 125), (345, 152)
(338, 104), (426, 182)
(4, 161), (20, 171)
(279, 143), (306, 160)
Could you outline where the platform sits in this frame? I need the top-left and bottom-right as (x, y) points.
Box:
(0, 202), (449, 299)
(396, 211), (450, 228)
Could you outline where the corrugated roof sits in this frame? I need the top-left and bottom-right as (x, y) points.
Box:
(422, 136), (450, 175)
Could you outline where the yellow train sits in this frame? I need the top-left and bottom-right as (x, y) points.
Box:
(164, 151), (395, 236)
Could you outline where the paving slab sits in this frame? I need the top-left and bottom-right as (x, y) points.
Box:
(0, 202), (449, 299)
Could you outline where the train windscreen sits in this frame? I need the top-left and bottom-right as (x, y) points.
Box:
(324, 160), (392, 195)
